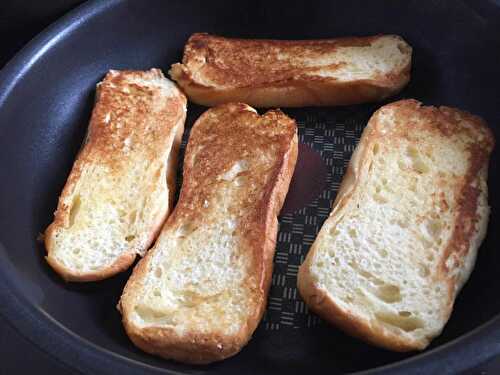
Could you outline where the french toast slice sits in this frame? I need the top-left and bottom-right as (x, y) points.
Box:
(298, 99), (494, 351)
(45, 69), (186, 281)
(119, 103), (298, 363)
(170, 33), (412, 107)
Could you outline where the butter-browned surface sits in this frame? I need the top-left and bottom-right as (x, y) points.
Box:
(181, 34), (378, 87)
(170, 33), (412, 107)
(45, 69), (186, 282)
(86, 70), (185, 166)
(175, 103), (296, 225)
(119, 103), (298, 364)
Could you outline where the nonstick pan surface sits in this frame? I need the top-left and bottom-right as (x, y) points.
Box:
(1, 1), (500, 374)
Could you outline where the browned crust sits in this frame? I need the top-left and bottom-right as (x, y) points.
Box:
(44, 69), (187, 282)
(298, 99), (494, 352)
(169, 33), (412, 107)
(120, 103), (298, 364)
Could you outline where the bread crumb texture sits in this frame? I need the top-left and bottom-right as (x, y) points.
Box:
(46, 69), (186, 278)
(300, 99), (494, 350)
(120, 103), (297, 362)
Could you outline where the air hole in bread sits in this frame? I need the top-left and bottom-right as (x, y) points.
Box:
(330, 228), (341, 236)
(68, 195), (81, 227)
(426, 219), (442, 239)
(155, 267), (162, 278)
(348, 228), (357, 239)
(377, 249), (388, 257)
(375, 311), (423, 332)
(374, 284), (402, 303)
(406, 146), (419, 158)
(413, 159), (429, 174)
(407, 146), (429, 174)
(349, 261), (385, 286)
(372, 277), (385, 286)
(177, 223), (196, 238)
(373, 193), (388, 204)
(153, 288), (161, 297)
(398, 311), (412, 317)
(125, 235), (135, 242)
(135, 305), (173, 324)
(417, 234), (433, 248)
(396, 219), (409, 228)
(129, 210), (137, 224)
(179, 290), (212, 308)
(373, 143), (380, 155)
(72, 248), (81, 255)
(418, 263), (430, 278)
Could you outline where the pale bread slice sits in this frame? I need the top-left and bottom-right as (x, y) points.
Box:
(170, 33), (412, 107)
(119, 103), (298, 364)
(298, 99), (494, 351)
(45, 69), (187, 282)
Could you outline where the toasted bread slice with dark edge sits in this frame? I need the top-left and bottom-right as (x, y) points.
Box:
(169, 33), (412, 107)
(45, 69), (187, 282)
(119, 103), (298, 364)
(298, 99), (494, 351)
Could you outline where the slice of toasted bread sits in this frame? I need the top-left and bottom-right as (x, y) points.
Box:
(298, 99), (494, 351)
(45, 69), (187, 282)
(169, 33), (412, 108)
(119, 103), (298, 364)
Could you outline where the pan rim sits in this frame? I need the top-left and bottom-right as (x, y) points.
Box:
(0, 0), (499, 374)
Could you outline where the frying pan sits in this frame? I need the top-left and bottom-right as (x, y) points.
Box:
(1, 0), (499, 374)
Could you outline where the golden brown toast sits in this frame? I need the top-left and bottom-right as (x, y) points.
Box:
(119, 103), (298, 363)
(298, 99), (494, 351)
(45, 69), (186, 282)
(170, 33), (412, 107)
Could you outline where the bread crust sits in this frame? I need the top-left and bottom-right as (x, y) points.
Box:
(119, 103), (298, 364)
(170, 33), (412, 107)
(44, 69), (187, 282)
(298, 99), (494, 351)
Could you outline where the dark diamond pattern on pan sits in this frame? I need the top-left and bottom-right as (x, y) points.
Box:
(263, 107), (372, 330)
